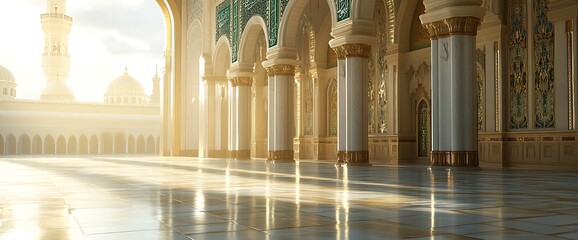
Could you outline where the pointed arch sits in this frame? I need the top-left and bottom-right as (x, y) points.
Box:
(137, 135), (146, 154)
(89, 135), (99, 154)
(45, 135), (55, 154)
(6, 134), (16, 155)
(102, 132), (113, 154)
(56, 136), (66, 154)
(114, 133), (126, 154)
(68, 136), (77, 154)
(214, 36), (232, 71)
(18, 134), (31, 154)
(237, 16), (269, 64)
(32, 135), (42, 154)
(147, 135), (156, 154)
(79, 135), (88, 154)
(128, 135), (135, 154)
(278, 0), (336, 49)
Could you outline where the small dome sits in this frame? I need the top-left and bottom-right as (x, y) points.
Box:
(0, 65), (15, 83)
(41, 81), (75, 102)
(106, 70), (145, 95)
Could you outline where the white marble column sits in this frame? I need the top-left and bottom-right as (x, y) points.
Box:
(331, 44), (372, 166)
(421, 1), (485, 167)
(256, 62), (295, 163)
(227, 76), (252, 159)
(263, 64), (295, 163)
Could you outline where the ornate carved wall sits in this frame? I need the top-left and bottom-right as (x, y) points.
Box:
(508, 0), (529, 129)
(533, 0), (555, 128)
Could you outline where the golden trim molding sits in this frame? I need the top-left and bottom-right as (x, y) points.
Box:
(229, 77), (253, 87)
(265, 64), (295, 77)
(494, 41), (501, 131)
(424, 17), (481, 39)
(567, 20), (575, 130)
(332, 44), (372, 60)
(228, 150), (251, 159)
(267, 150), (294, 161)
(431, 151), (478, 167)
(337, 151), (371, 166)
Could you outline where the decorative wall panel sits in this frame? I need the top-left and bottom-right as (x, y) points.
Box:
(187, 0), (203, 25)
(328, 79), (338, 136)
(476, 49), (486, 131)
(368, 48), (376, 134)
(533, 0), (555, 128)
(508, 0), (528, 129)
(418, 100), (429, 157)
(376, 1), (388, 134)
(216, 1), (230, 41)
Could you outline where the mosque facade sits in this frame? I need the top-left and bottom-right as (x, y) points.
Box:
(0, 0), (161, 155)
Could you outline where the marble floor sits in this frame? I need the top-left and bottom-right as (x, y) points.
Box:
(1, 157), (578, 240)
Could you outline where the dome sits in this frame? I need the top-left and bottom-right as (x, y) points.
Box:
(106, 70), (145, 95)
(105, 68), (148, 106)
(40, 80), (75, 102)
(0, 65), (15, 83)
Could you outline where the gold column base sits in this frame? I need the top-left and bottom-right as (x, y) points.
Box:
(431, 151), (478, 167)
(336, 151), (371, 166)
(228, 150), (251, 159)
(267, 150), (294, 163)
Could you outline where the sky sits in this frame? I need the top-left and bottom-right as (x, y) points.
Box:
(0, 0), (165, 102)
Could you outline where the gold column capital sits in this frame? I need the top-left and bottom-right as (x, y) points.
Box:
(265, 64), (295, 77)
(332, 43), (372, 60)
(423, 17), (481, 39)
(229, 77), (253, 87)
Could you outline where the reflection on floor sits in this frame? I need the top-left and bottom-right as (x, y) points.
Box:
(1, 157), (578, 240)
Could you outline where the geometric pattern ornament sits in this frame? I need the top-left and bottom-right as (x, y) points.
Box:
(533, 0), (555, 128)
(508, 0), (529, 129)
(215, 0), (283, 62)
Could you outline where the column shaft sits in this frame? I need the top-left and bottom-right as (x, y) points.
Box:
(424, 16), (482, 167)
(266, 64), (295, 162)
(228, 77), (252, 159)
(333, 44), (371, 166)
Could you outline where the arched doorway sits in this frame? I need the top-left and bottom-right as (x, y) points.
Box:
(89, 135), (99, 154)
(68, 136), (77, 154)
(114, 133), (126, 154)
(137, 136), (146, 154)
(102, 132), (113, 154)
(128, 135), (135, 154)
(147, 135), (155, 154)
(18, 134), (31, 154)
(32, 135), (42, 154)
(6, 134), (16, 155)
(56, 136), (66, 154)
(79, 135), (88, 154)
(45, 135), (55, 154)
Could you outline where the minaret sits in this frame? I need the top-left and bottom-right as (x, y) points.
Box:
(40, 0), (75, 101)
(150, 65), (160, 105)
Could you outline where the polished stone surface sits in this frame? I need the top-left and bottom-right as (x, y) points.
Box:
(1, 156), (578, 239)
